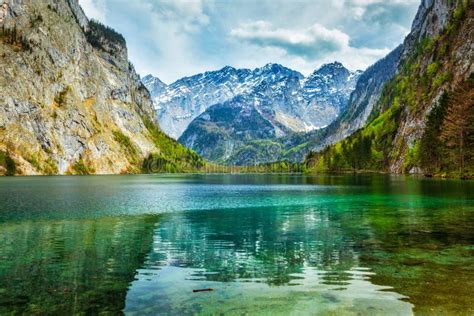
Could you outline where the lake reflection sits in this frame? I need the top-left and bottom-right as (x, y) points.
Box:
(0, 175), (473, 314)
(125, 206), (413, 315)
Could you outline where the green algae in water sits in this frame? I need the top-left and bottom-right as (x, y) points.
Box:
(0, 174), (473, 314)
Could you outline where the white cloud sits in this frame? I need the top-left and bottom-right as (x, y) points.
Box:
(346, 0), (420, 26)
(230, 21), (390, 73)
(76, 0), (419, 82)
(230, 21), (349, 58)
(78, 0), (107, 22)
(151, 0), (210, 33)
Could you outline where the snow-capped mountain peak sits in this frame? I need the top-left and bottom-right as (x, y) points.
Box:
(142, 74), (167, 94)
(143, 62), (361, 140)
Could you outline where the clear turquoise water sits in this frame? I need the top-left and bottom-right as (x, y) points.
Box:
(0, 174), (473, 315)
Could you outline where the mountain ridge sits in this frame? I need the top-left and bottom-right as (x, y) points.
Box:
(144, 62), (361, 140)
(166, 62), (361, 163)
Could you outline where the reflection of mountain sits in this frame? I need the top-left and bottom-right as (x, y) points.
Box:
(124, 179), (474, 314)
(147, 206), (361, 285)
(124, 205), (414, 314)
(0, 215), (158, 314)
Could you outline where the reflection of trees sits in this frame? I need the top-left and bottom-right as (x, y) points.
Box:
(0, 215), (159, 314)
(341, 178), (474, 314)
(147, 206), (363, 286)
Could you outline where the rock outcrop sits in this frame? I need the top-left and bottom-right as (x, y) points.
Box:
(307, 45), (403, 152)
(0, 0), (200, 175)
(386, 0), (473, 174)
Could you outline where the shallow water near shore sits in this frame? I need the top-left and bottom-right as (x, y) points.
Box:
(0, 174), (473, 315)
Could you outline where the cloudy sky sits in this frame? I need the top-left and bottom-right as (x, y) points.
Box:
(79, 0), (420, 83)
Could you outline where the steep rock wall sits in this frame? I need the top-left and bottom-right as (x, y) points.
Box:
(0, 0), (161, 174)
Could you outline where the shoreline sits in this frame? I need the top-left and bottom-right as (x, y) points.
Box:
(0, 170), (472, 180)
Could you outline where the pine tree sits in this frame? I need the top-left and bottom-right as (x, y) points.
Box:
(440, 81), (474, 176)
(419, 92), (449, 174)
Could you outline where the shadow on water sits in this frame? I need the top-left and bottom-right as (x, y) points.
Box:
(0, 174), (472, 314)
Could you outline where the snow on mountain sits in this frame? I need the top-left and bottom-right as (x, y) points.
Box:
(142, 75), (168, 110)
(173, 62), (362, 162)
(144, 62), (361, 141)
(144, 66), (255, 139)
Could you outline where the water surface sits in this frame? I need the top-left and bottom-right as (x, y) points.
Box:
(0, 174), (473, 315)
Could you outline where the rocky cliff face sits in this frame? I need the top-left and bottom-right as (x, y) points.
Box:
(146, 66), (254, 139)
(301, 62), (363, 129)
(400, 0), (455, 60)
(305, 0), (473, 178)
(386, 0), (473, 174)
(142, 75), (167, 101)
(0, 0), (199, 175)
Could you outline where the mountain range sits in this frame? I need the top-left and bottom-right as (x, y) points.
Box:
(145, 62), (362, 162)
(145, 0), (473, 177)
(0, 0), (471, 177)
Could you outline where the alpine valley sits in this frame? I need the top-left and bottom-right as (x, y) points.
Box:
(1, 1), (474, 315)
(145, 0), (473, 178)
(0, 0), (472, 178)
